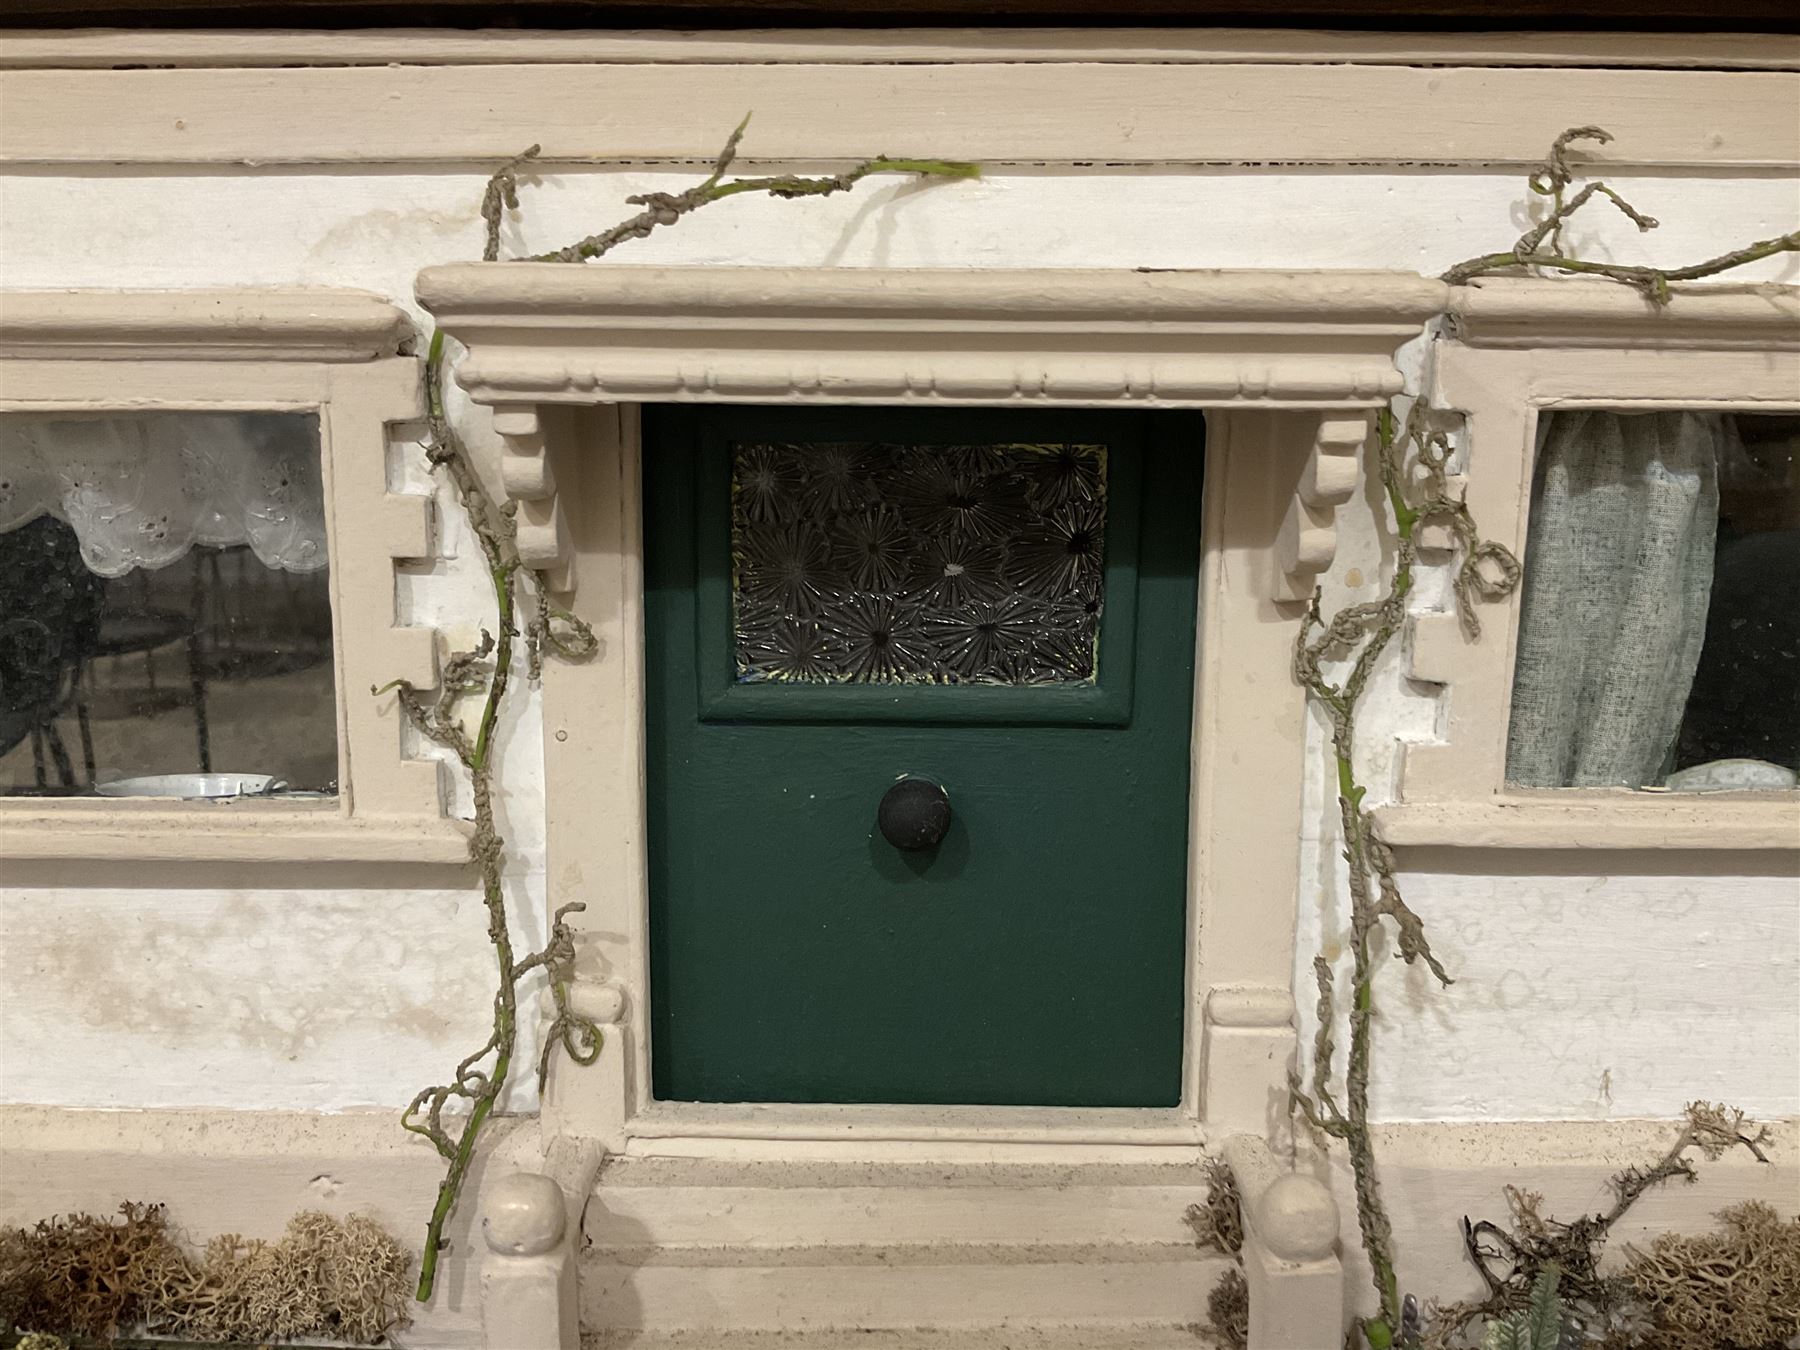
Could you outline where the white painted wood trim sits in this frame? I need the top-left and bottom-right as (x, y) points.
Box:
(4, 62), (1796, 167)
(4, 28), (1797, 71)
(0, 289), (464, 863)
(1388, 278), (1800, 852)
(1191, 410), (1317, 1138)
(628, 1102), (1203, 1147)
(0, 287), (411, 361)
(0, 804), (469, 863)
(1447, 277), (1800, 349)
(1374, 796), (1800, 851)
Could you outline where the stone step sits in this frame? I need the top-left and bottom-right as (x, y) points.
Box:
(588, 1158), (1214, 1251)
(584, 1327), (1214, 1349)
(580, 1247), (1227, 1333)
(579, 1159), (1227, 1334)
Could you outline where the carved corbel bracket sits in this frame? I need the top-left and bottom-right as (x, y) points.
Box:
(417, 267), (1448, 604)
(490, 402), (574, 590)
(1273, 412), (1374, 602)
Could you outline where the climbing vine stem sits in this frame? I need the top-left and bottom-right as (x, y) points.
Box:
(1437, 127), (1799, 300)
(389, 120), (977, 1305)
(384, 328), (601, 1303)
(488, 114), (978, 266)
(1288, 126), (1797, 1350)
(1290, 400), (1516, 1348)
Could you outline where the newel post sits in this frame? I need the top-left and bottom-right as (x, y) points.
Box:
(479, 1172), (579, 1350)
(476, 982), (628, 1349)
(1222, 1134), (1345, 1350)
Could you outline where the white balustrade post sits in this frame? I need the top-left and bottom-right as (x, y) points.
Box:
(1223, 1134), (1346, 1350)
(475, 977), (626, 1349)
(480, 1171), (579, 1350)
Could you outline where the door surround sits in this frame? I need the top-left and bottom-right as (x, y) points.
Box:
(418, 264), (1447, 1160)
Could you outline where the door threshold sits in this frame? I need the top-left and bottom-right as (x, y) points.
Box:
(621, 1101), (1205, 1162)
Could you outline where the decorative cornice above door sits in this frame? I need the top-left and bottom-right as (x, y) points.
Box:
(419, 265), (1444, 409)
(417, 264), (1442, 591)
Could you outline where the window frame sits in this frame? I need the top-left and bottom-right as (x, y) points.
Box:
(0, 289), (463, 862)
(1378, 277), (1800, 851)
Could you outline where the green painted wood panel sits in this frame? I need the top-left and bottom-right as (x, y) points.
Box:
(644, 405), (1203, 1106)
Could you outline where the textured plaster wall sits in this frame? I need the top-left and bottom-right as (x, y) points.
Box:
(1299, 450), (1800, 1123)
(0, 164), (1796, 1120)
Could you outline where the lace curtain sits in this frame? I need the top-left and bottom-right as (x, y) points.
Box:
(0, 412), (327, 578)
(1506, 410), (1732, 789)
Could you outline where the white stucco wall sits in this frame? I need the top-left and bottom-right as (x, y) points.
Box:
(1, 161), (1796, 1121)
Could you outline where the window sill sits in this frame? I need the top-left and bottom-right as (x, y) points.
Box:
(0, 799), (472, 864)
(1374, 793), (1800, 851)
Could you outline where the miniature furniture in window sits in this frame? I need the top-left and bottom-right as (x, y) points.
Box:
(0, 290), (460, 861)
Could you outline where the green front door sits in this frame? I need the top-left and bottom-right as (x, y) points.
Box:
(644, 405), (1203, 1107)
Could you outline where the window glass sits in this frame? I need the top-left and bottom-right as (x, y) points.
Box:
(1506, 410), (1799, 791)
(0, 412), (338, 798)
(730, 440), (1107, 686)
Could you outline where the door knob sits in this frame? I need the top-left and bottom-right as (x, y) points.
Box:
(878, 777), (952, 851)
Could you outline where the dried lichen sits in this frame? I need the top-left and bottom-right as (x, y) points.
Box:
(1185, 1158), (1246, 1257)
(1184, 1160), (1247, 1349)
(0, 1202), (179, 1342)
(1623, 1200), (1800, 1350)
(1422, 1105), (1780, 1349)
(159, 1211), (411, 1344)
(1206, 1265), (1250, 1350)
(0, 1202), (410, 1345)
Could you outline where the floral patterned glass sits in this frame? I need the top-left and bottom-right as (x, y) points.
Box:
(731, 441), (1108, 685)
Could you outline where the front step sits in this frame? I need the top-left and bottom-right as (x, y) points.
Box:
(578, 1160), (1228, 1337)
(584, 1329), (1212, 1349)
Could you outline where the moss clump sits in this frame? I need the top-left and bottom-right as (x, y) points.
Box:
(1623, 1200), (1800, 1350)
(1184, 1160), (1247, 1350)
(1185, 1158), (1245, 1258)
(0, 1202), (180, 1342)
(1205, 1266), (1250, 1350)
(0, 1202), (410, 1345)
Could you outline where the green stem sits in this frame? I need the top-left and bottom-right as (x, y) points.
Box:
(1338, 751), (1402, 1334)
(1442, 229), (1799, 287)
(414, 1046), (510, 1301)
(471, 564), (516, 774)
(411, 332), (527, 1304)
(706, 157), (979, 201)
(425, 327), (447, 414)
